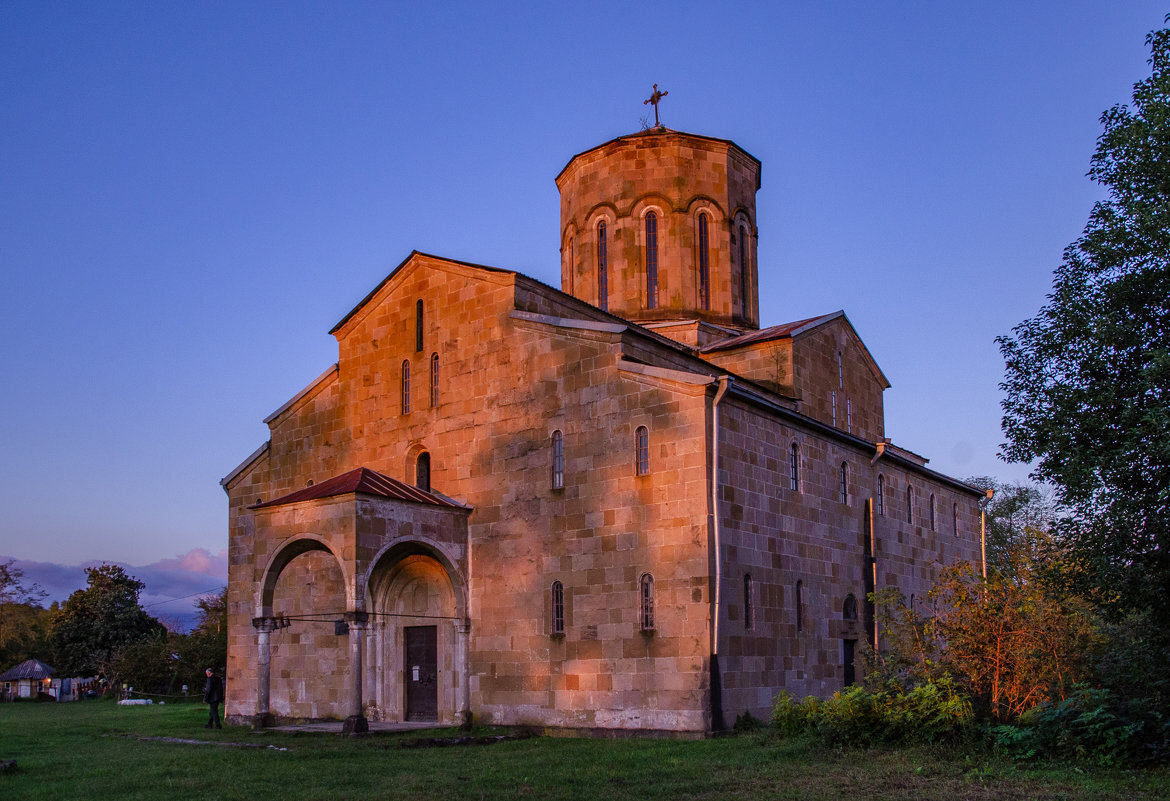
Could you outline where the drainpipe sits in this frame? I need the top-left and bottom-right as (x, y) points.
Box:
(981, 488), (993, 578)
(709, 375), (731, 731)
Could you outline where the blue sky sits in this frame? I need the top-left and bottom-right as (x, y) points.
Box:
(1, 2), (1164, 614)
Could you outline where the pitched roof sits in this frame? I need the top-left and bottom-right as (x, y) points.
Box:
(698, 313), (838, 353)
(0, 658), (55, 682)
(250, 467), (462, 510)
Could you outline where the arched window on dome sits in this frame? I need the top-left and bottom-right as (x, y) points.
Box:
(645, 212), (659, 309)
(738, 224), (749, 318)
(697, 212), (710, 310)
(597, 220), (608, 312)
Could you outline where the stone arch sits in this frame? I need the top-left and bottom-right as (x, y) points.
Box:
(362, 539), (468, 724)
(256, 535), (351, 617)
(362, 537), (467, 621)
(403, 440), (432, 490)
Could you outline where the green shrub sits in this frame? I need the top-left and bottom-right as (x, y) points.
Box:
(993, 685), (1166, 766)
(771, 677), (974, 747)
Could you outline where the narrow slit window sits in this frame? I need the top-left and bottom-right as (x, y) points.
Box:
(846, 398), (852, 433)
(430, 352), (439, 408)
(877, 474), (886, 516)
(401, 360), (411, 414)
(744, 573), (754, 630)
(597, 221), (608, 312)
(415, 299), (424, 352)
(697, 213), (710, 310)
(930, 494), (936, 530)
(645, 212), (658, 309)
(635, 425), (649, 476)
(789, 443), (800, 491)
(416, 452), (430, 493)
(796, 580), (804, 633)
(551, 581), (565, 635)
(551, 430), (564, 490)
(831, 390), (837, 427)
(953, 503), (959, 535)
(906, 486), (914, 525)
(640, 573), (655, 631)
(840, 462), (849, 504)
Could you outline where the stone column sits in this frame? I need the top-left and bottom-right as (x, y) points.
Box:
(251, 616), (276, 729)
(456, 619), (471, 730)
(342, 611), (369, 735)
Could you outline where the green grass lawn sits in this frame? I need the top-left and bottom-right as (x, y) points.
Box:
(0, 700), (1166, 801)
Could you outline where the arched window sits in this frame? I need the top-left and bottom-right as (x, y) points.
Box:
(415, 299), (424, 352)
(697, 212), (710, 310)
(640, 573), (655, 631)
(846, 398), (853, 434)
(843, 594), (858, 621)
(551, 581), (565, 635)
(635, 425), (649, 476)
(789, 443), (800, 491)
(795, 580), (804, 633)
(838, 351), (844, 389)
(429, 352), (439, 408)
(930, 493), (937, 531)
(551, 430), (564, 490)
(877, 474), (886, 516)
(597, 220), (608, 312)
(953, 503), (959, 535)
(790, 439), (800, 491)
(831, 390), (838, 427)
(906, 485), (914, 525)
(401, 360), (411, 414)
(738, 224), (749, 318)
(744, 573), (754, 630)
(416, 451), (430, 493)
(840, 462), (849, 504)
(645, 212), (658, 309)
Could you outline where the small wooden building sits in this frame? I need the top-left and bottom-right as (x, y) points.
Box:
(0, 658), (55, 700)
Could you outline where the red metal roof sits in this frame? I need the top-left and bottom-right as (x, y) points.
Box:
(251, 467), (461, 509)
(699, 313), (835, 353)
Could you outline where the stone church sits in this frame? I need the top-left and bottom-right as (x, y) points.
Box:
(222, 124), (986, 735)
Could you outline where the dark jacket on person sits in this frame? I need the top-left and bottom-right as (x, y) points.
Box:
(203, 674), (224, 705)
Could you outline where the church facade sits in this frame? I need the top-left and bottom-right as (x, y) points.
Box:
(222, 126), (986, 735)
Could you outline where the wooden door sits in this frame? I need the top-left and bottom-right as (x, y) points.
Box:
(404, 625), (438, 721)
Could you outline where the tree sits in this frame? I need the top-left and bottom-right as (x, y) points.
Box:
(50, 564), (165, 677)
(0, 559), (50, 668)
(868, 536), (1097, 723)
(966, 476), (1056, 575)
(998, 19), (1170, 625)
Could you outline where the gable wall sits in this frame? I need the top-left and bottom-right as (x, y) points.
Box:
(792, 320), (885, 441)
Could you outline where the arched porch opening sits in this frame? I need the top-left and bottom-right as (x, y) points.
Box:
(365, 541), (467, 725)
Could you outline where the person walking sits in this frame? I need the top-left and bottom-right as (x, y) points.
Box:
(203, 668), (224, 729)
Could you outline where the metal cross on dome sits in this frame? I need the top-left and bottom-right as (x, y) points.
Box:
(644, 84), (668, 127)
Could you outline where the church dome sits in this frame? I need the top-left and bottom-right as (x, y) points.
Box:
(555, 127), (761, 330)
